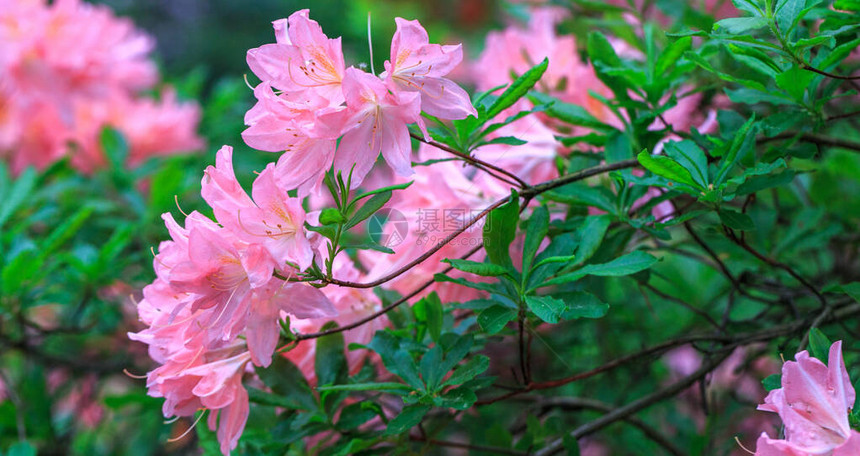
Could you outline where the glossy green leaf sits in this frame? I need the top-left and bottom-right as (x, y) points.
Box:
(442, 259), (512, 277)
(478, 305), (517, 334)
(525, 295), (566, 324)
(637, 150), (701, 190)
(384, 404), (430, 435)
(484, 58), (548, 121)
(808, 328), (832, 363)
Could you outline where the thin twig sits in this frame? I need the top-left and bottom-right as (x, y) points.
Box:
(409, 132), (529, 188)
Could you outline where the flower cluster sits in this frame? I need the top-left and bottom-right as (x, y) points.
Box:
(754, 341), (860, 455)
(130, 146), (338, 454)
(130, 11), (482, 453)
(0, 0), (202, 174)
(242, 9), (476, 194)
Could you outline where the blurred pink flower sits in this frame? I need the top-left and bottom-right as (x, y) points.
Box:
(0, 0), (201, 174)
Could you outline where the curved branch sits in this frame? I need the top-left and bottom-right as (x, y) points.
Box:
(318, 159), (640, 289)
(529, 397), (686, 456)
(409, 132), (530, 188)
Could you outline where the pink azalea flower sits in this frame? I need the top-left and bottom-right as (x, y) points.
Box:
(321, 67), (424, 186)
(246, 9), (345, 103)
(202, 146), (315, 270)
(382, 18), (477, 120)
(755, 341), (859, 455)
(144, 338), (252, 456)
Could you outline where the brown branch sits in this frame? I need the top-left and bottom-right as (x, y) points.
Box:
(527, 397), (686, 456)
(682, 222), (778, 305)
(800, 63), (860, 81)
(533, 350), (734, 456)
(532, 301), (860, 455)
(724, 228), (827, 307)
(288, 159), (641, 341)
(760, 131), (860, 153)
(410, 132), (529, 188)
(316, 159), (640, 289)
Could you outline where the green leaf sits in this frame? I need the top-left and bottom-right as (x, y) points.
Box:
(718, 209), (755, 231)
(558, 292), (610, 320)
(345, 190), (391, 230)
(40, 205), (96, 257)
(587, 32), (631, 95)
(439, 334), (474, 374)
(369, 332), (424, 390)
(523, 205), (549, 276)
(306, 223), (337, 240)
(731, 0), (764, 16)
(319, 208), (346, 225)
(352, 181), (413, 202)
(256, 357), (318, 411)
(100, 127), (129, 170)
(762, 374), (782, 391)
(713, 17), (769, 34)
(7, 441), (37, 456)
(534, 255), (577, 269)
(247, 387), (305, 408)
(637, 150), (701, 190)
(0, 167), (37, 229)
(776, 67), (815, 101)
(484, 58), (549, 121)
(547, 184), (616, 214)
(664, 140), (709, 188)
(413, 292), (444, 342)
(819, 37), (860, 69)
(842, 283), (860, 302)
(2, 248), (42, 293)
(341, 242), (395, 254)
(478, 306), (517, 334)
(478, 136), (528, 146)
(716, 115), (758, 186)
(435, 386), (477, 410)
(442, 259), (511, 277)
(315, 323), (348, 387)
(834, 0), (860, 10)
(576, 251), (658, 277)
(316, 382), (411, 393)
(483, 191), (520, 270)
(656, 37), (693, 75)
(419, 346), (444, 390)
(807, 328), (831, 363)
(526, 295), (566, 324)
(575, 215), (611, 265)
(336, 402), (386, 432)
(686, 52), (767, 92)
(539, 251), (658, 288)
(528, 92), (612, 131)
(736, 170), (796, 195)
(442, 355), (490, 387)
(434, 273), (506, 295)
(385, 404), (430, 435)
